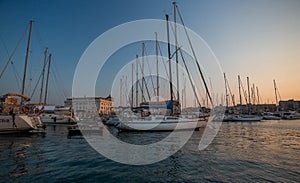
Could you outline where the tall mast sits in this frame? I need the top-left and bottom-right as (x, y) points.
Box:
(135, 55), (139, 107)
(184, 75), (186, 108)
(173, 2), (179, 102)
(155, 32), (159, 102)
(131, 63), (134, 108)
(44, 53), (52, 105)
(256, 86), (260, 105)
(209, 77), (213, 108)
(141, 43), (145, 102)
(247, 76), (251, 114)
(252, 84), (256, 105)
(39, 47), (48, 104)
(179, 48), (201, 109)
(224, 73), (228, 108)
(176, 5), (213, 107)
(125, 76), (128, 107)
(247, 77), (251, 104)
(166, 14), (173, 115)
(238, 75), (242, 105)
(21, 20), (33, 104)
(120, 78), (123, 107)
(181, 88), (184, 110)
(273, 79), (278, 107)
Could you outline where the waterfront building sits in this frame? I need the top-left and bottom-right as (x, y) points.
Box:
(228, 104), (277, 114)
(64, 95), (114, 116)
(279, 99), (300, 112)
(254, 104), (277, 112)
(99, 95), (113, 115)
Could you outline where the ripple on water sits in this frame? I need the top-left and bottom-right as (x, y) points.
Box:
(0, 120), (299, 182)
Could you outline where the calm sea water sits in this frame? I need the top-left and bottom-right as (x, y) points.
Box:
(0, 120), (299, 182)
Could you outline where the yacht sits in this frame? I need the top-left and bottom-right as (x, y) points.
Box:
(262, 112), (281, 120)
(39, 106), (77, 124)
(116, 115), (205, 131)
(0, 93), (42, 134)
(0, 21), (43, 134)
(281, 111), (300, 120)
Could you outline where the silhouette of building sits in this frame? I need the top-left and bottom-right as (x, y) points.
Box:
(279, 99), (300, 111)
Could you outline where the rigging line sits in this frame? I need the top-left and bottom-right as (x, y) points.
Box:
(137, 77), (147, 103)
(30, 54), (51, 100)
(34, 22), (46, 50)
(144, 49), (156, 96)
(51, 57), (68, 98)
(157, 41), (169, 78)
(124, 76), (130, 107)
(29, 27), (47, 86)
(0, 34), (10, 62)
(10, 61), (21, 91)
(240, 78), (248, 104)
(143, 44), (156, 96)
(276, 85), (282, 101)
(157, 41), (176, 99)
(224, 74), (236, 106)
(165, 19), (180, 100)
(52, 74), (63, 104)
(0, 35), (22, 88)
(176, 6), (213, 107)
(179, 48), (201, 108)
(46, 74), (61, 105)
(47, 70), (63, 105)
(51, 68), (61, 98)
(209, 77), (214, 105)
(127, 78), (132, 107)
(259, 96), (262, 104)
(29, 52), (45, 86)
(137, 58), (151, 101)
(51, 65), (67, 99)
(0, 23), (29, 80)
(30, 68), (43, 99)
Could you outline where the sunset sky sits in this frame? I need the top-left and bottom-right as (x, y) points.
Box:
(0, 0), (299, 105)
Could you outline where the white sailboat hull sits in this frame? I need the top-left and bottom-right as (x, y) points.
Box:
(116, 117), (206, 131)
(0, 114), (41, 134)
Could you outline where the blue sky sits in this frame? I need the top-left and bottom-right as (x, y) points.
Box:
(0, 0), (299, 105)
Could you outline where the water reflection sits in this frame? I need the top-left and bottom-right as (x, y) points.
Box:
(9, 141), (29, 177)
(0, 120), (299, 182)
(0, 133), (47, 181)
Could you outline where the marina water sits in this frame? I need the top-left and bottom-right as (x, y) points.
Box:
(0, 120), (299, 182)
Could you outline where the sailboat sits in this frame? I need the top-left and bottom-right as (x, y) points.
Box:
(39, 106), (78, 124)
(0, 21), (42, 134)
(262, 112), (281, 120)
(116, 3), (208, 131)
(262, 79), (281, 120)
(116, 100), (205, 131)
(35, 51), (77, 125)
(230, 76), (262, 122)
(0, 93), (42, 134)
